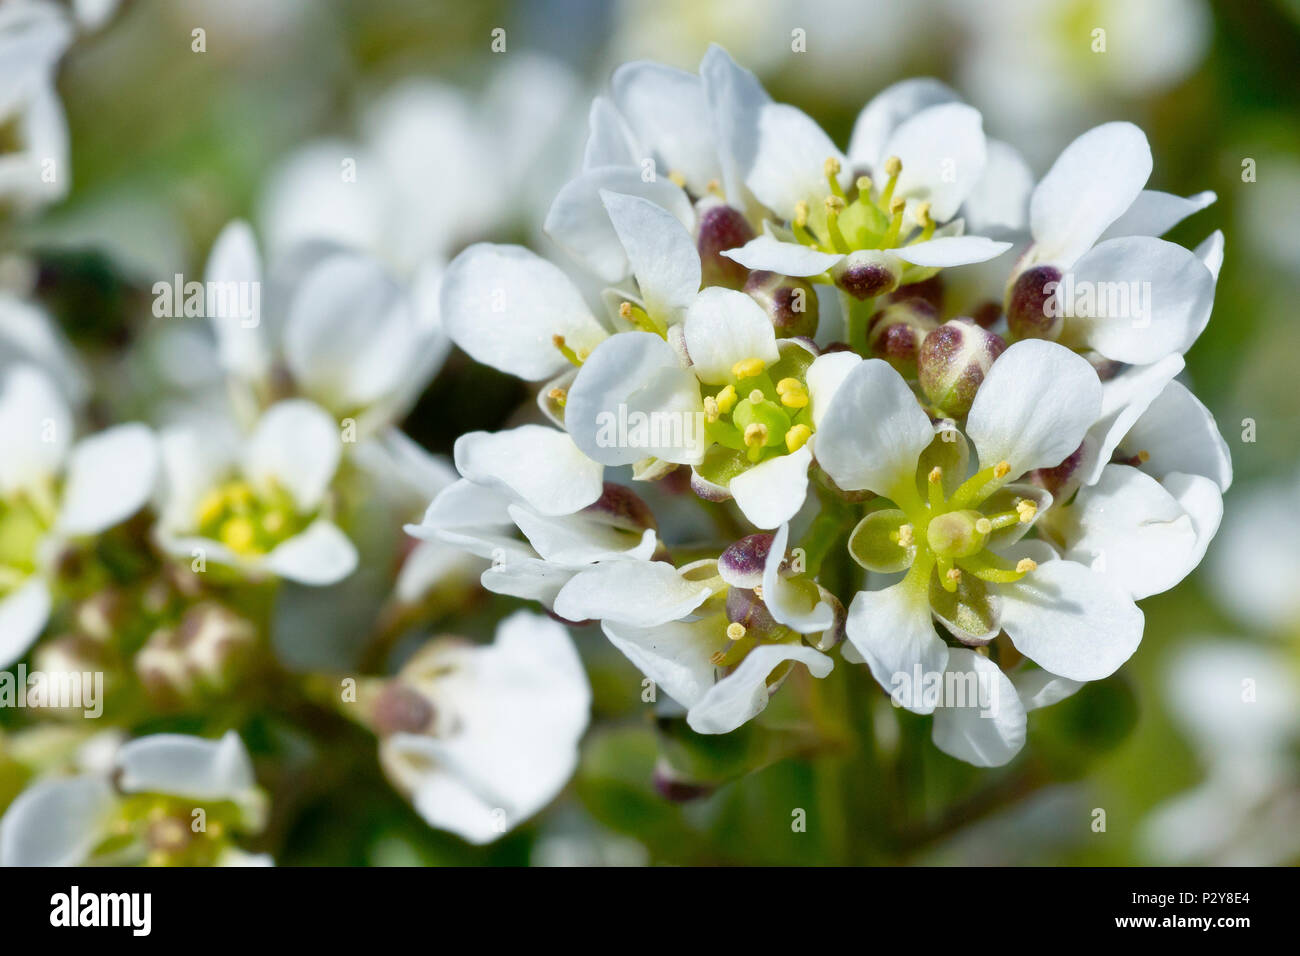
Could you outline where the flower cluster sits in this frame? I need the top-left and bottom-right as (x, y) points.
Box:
(420, 45), (1230, 768)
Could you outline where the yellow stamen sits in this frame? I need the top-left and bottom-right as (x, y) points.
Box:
(726, 622), (747, 641)
(775, 378), (809, 409)
(753, 585), (764, 599)
(1016, 499), (1037, 523)
(220, 516), (256, 554)
(878, 156), (903, 209)
(707, 178), (724, 198)
(1136, 449), (1151, 463)
(703, 395), (720, 423)
(794, 200), (810, 229)
(946, 567), (962, 584)
(1015, 558), (1038, 574)
(553, 334), (582, 367)
(715, 385), (738, 414)
(731, 357), (766, 380)
(785, 423), (812, 453)
(548, 387), (568, 408)
(993, 461), (1011, 479)
(196, 488), (225, 527)
(928, 466), (943, 484)
(668, 170), (686, 187)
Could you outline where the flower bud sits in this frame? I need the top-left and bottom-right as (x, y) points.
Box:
(652, 759), (716, 803)
(1006, 265), (1063, 341)
(696, 199), (755, 290)
(917, 319), (1008, 417)
(370, 681), (436, 736)
(136, 602), (256, 706)
(887, 274), (944, 311)
(743, 270), (819, 338)
(832, 249), (902, 300)
(717, 533), (774, 589)
(1027, 441), (1087, 498)
(866, 298), (938, 377)
(725, 586), (780, 637)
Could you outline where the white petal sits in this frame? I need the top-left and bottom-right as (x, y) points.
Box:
(1030, 122), (1152, 265)
(966, 340), (1101, 475)
(453, 425), (603, 516)
(544, 166), (693, 282)
(156, 423), (239, 533)
(117, 731), (256, 802)
(1122, 380), (1232, 490)
(848, 77), (961, 169)
(554, 560), (712, 626)
(1000, 559), (1143, 681)
(931, 649), (1026, 768)
(0, 776), (114, 867)
(1161, 472), (1224, 577)
(509, 505), (657, 565)
(729, 446), (812, 530)
(763, 522), (833, 633)
(846, 580), (950, 715)
(0, 363), (71, 494)
(1012, 668), (1083, 712)
(600, 190), (700, 323)
(1195, 229), (1225, 281)
(1102, 189), (1216, 240)
(893, 235), (1011, 267)
(481, 557), (576, 606)
(203, 219), (268, 382)
(1062, 464), (1200, 600)
(243, 400), (340, 511)
(564, 332), (705, 466)
(603, 618), (718, 710)
(815, 359), (933, 497)
(57, 424), (158, 536)
(804, 350), (862, 431)
(439, 243), (606, 381)
(682, 287), (780, 385)
(611, 61), (719, 196)
(410, 477), (513, 537)
(688, 643), (832, 735)
(1081, 355), (1184, 486)
(699, 44), (771, 211)
(1065, 236), (1215, 364)
(881, 103), (987, 222)
(262, 520), (358, 586)
(283, 252), (417, 411)
(0, 578), (51, 668)
(744, 102), (849, 220)
(581, 96), (639, 169)
(962, 139), (1034, 237)
(721, 234), (842, 276)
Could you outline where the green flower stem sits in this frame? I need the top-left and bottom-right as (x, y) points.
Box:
(844, 293), (876, 356)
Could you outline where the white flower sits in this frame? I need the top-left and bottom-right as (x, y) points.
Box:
(373, 611), (590, 845)
(155, 399), (357, 586)
(203, 220), (447, 436)
(0, 731), (269, 866)
(723, 77), (1012, 283)
(0, 364), (158, 668)
(564, 284), (857, 528)
(0, 0), (72, 211)
(406, 425), (659, 610)
(590, 523), (839, 734)
(817, 340), (1144, 710)
(1006, 122), (1219, 366)
(1208, 470), (1300, 633)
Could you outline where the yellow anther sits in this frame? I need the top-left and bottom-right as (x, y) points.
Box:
(889, 196), (906, 215)
(703, 395), (720, 423)
(548, 387), (568, 408)
(824, 194), (846, 214)
(993, 461), (1011, 479)
(553, 334), (582, 367)
(1016, 499), (1038, 523)
(883, 156), (902, 177)
(261, 511), (286, 536)
(897, 523), (914, 548)
(196, 488), (225, 527)
(785, 424), (812, 453)
(710, 650), (726, 665)
(748, 388), (765, 404)
(220, 516), (256, 554)
(975, 517), (993, 535)
(1136, 449), (1151, 463)
(945, 567), (962, 584)
(743, 422), (769, 448)
(776, 378), (809, 408)
(1015, 558), (1038, 574)
(794, 200), (810, 228)
(726, 622), (747, 641)
(928, 466), (943, 484)
(915, 201), (933, 227)
(731, 356), (766, 380)
(707, 178), (724, 197)
(619, 301), (632, 319)
(668, 170), (686, 187)
(715, 385), (738, 414)
(824, 157), (842, 180)
(753, 585), (764, 599)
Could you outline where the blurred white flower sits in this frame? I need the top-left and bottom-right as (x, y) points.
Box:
(0, 363), (157, 667)
(0, 0), (72, 211)
(0, 731), (270, 866)
(155, 398), (357, 586)
(372, 611), (590, 845)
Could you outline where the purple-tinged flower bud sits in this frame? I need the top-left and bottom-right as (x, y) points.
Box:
(743, 270), (819, 338)
(1089, 355), (1126, 381)
(917, 319), (1008, 417)
(136, 602), (256, 706)
(807, 588), (846, 652)
(582, 482), (658, 534)
(74, 589), (125, 642)
(725, 586), (780, 637)
(970, 300), (1002, 329)
(887, 273), (945, 312)
(370, 682), (436, 736)
(1027, 441), (1087, 498)
(718, 533), (774, 589)
(832, 249), (902, 300)
(652, 760), (716, 803)
(866, 298), (938, 377)
(810, 461), (875, 503)
(696, 199), (755, 290)
(1006, 265), (1063, 341)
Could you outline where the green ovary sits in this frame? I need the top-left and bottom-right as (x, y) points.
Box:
(702, 355), (814, 466)
(195, 479), (311, 557)
(97, 793), (247, 867)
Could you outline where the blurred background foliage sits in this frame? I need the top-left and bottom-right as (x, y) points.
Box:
(7, 0), (1299, 865)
